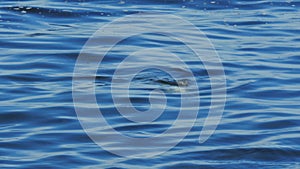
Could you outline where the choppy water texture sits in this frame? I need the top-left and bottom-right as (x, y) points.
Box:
(1, 0), (300, 168)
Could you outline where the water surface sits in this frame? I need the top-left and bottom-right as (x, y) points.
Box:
(1, 0), (300, 168)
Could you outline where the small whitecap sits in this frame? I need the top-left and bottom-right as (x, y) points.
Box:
(62, 9), (73, 12)
(118, 0), (125, 4)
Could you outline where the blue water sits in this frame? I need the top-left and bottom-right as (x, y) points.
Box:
(1, 0), (300, 168)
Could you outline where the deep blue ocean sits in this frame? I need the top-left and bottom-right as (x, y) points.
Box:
(1, 0), (300, 168)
